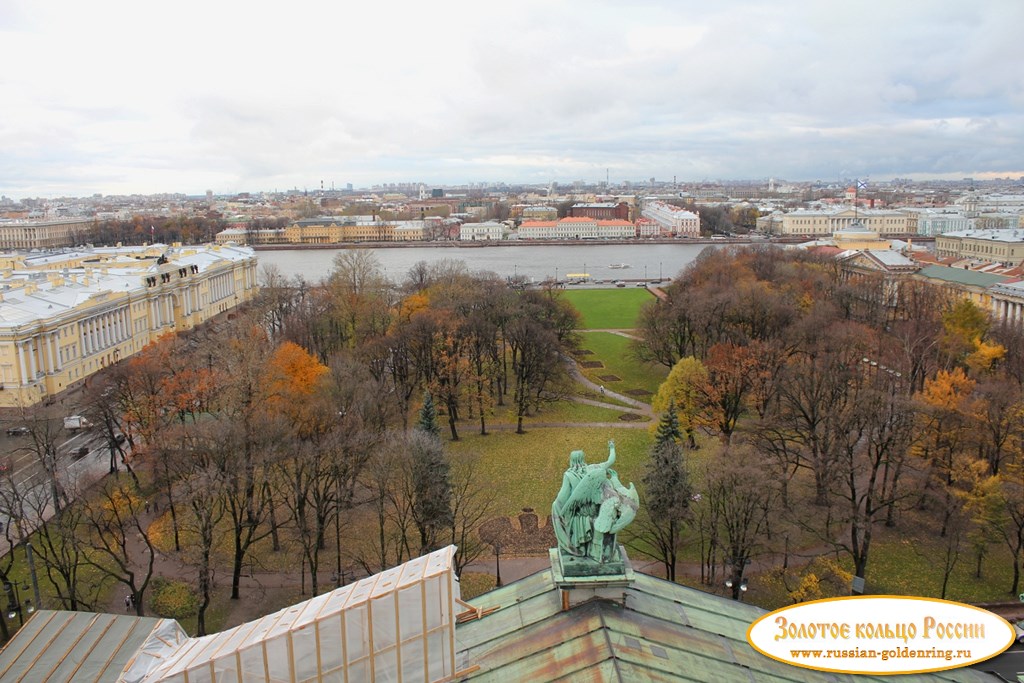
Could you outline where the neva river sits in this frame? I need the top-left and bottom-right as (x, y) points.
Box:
(255, 242), (719, 285)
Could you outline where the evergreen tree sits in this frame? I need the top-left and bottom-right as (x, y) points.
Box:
(417, 392), (441, 437)
(408, 403), (452, 552)
(640, 402), (692, 581)
(410, 432), (453, 553)
(655, 399), (682, 444)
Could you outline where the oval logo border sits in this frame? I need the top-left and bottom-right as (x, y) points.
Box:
(746, 595), (1015, 676)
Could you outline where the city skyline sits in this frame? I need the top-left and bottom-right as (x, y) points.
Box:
(2, 0), (1022, 200)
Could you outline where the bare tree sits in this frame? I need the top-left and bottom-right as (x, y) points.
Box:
(79, 476), (156, 616)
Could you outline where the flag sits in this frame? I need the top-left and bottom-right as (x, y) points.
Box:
(857, 180), (868, 191)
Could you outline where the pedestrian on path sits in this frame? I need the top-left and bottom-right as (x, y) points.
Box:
(599, 385), (605, 396)
(124, 594), (132, 612)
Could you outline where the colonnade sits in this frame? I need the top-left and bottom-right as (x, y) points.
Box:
(210, 272), (235, 303)
(994, 298), (1024, 325)
(79, 305), (131, 359)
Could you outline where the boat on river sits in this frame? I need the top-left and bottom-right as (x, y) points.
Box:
(608, 263), (631, 269)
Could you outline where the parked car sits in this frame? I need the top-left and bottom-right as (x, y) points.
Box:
(114, 433), (127, 445)
(72, 446), (89, 460)
(5, 426), (29, 436)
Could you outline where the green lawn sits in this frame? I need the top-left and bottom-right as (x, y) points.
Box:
(484, 397), (647, 426)
(577, 331), (668, 400)
(446, 427), (652, 517)
(560, 288), (654, 329)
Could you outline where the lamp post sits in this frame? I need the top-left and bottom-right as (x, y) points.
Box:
(659, 262), (663, 281)
(725, 556), (751, 600)
(25, 542), (40, 608)
(4, 582), (33, 626)
(494, 541), (502, 588)
(725, 576), (749, 601)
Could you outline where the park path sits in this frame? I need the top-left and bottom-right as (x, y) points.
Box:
(563, 354), (655, 418)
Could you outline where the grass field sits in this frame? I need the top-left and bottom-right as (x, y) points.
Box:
(560, 288), (654, 329)
(483, 395), (647, 426)
(446, 427), (652, 517)
(577, 331), (668, 400)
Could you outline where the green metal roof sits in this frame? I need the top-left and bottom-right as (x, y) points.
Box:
(917, 265), (1008, 288)
(455, 569), (996, 683)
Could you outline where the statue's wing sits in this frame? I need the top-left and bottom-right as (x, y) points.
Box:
(565, 468), (607, 511)
(607, 483), (639, 534)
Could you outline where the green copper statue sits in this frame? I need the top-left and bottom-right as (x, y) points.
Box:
(552, 440), (639, 564)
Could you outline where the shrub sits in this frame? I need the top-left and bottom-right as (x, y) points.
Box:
(149, 577), (200, 620)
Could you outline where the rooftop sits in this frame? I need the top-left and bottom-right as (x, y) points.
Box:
(456, 567), (991, 682)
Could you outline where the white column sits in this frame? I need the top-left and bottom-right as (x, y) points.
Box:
(40, 333), (52, 374)
(27, 338), (37, 378)
(17, 343), (28, 385)
(52, 333), (62, 371)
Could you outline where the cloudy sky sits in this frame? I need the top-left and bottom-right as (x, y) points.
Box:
(1, 0), (1021, 198)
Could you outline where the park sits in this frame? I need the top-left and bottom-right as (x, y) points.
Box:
(0, 247), (1022, 642)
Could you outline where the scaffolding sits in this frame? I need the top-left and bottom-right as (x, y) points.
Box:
(126, 546), (460, 683)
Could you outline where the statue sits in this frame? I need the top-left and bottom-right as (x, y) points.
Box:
(552, 440), (639, 565)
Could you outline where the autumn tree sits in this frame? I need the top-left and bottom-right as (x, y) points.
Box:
(448, 454), (496, 576)
(205, 320), (285, 600)
(652, 357), (708, 448)
(819, 376), (917, 584)
(914, 368), (977, 537)
(79, 476), (157, 616)
(704, 446), (777, 599)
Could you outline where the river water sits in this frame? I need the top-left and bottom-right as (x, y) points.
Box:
(255, 242), (719, 285)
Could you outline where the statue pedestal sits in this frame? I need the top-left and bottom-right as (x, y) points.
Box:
(550, 545), (635, 589)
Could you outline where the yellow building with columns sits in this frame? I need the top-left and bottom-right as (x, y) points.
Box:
(0, 243), (258, 408)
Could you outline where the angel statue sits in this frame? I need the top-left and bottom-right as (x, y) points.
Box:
(551, 440), (639, 564)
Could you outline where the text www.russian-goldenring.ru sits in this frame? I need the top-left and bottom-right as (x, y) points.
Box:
(789, 648), (970, 662)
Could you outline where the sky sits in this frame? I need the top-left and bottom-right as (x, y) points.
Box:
(1, 0), (1022, 199)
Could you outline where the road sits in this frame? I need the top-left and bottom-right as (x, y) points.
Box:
(0, 427), (117, 555)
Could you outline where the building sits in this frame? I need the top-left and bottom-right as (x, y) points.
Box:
(214, 227), (287, 245)
(0, 244), (258, 408)
(517, 205), (558, 221)
(778, 208), (911, 237)
(913, 209), (974, 237)
(518, 217), (635, 240)
(935, 228), (1024, 265)
(569, 202), (630, 221)
(282, 217), (432, 244)
(0, 218), (95, 250)
(459, 222), (504, 241)
(0, 545), (992, 682)
(640, 200), (700, 237)
(635, 218), (662, 238)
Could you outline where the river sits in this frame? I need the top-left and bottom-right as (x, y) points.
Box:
(255, 242), (721, 285)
